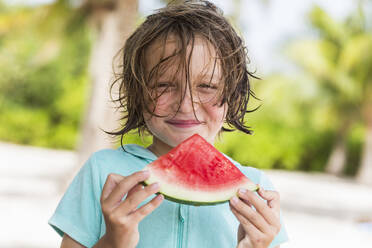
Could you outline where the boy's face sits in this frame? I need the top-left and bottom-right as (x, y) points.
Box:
(144, 36), (226, 151)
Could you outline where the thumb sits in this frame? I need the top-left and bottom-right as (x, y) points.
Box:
(101, 173), (125, 201)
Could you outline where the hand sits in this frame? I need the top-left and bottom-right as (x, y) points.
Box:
(229, 186), (281, 248)
(94, 171), (164, 248)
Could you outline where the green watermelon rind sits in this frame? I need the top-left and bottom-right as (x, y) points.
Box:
(142, 134), (259, 206)
(142, 180), (259, 206)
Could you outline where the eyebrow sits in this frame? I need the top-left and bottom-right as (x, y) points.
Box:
(196, 73), (221, 83)
(156, 77), (221, 85)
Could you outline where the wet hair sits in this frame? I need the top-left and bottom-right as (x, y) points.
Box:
(107, 0), (259, 147)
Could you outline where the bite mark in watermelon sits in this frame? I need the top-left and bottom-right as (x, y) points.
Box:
(143, 134), (258, 206)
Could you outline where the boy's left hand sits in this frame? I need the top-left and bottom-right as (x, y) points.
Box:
(229, 186), (281, 248)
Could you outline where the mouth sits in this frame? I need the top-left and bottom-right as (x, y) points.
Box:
(165, 119), (202, 128)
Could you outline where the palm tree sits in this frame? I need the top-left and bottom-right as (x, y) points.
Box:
(288, 4), (372, 181)
(1, 0), (139, 185)
(49, 0), (140, 185)
(76, 0), (138, 165)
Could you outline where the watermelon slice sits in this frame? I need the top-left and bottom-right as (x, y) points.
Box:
(143, 134), (258, 206)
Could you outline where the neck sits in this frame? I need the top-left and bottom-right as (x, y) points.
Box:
(147, 137), (174, 157)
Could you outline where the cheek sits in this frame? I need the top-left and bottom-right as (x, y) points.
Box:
(143, 99), (169, 122)
(143, 104), (168, 131)
(148, 100), (171, 116)
(143, 113), (161, 138)
(205, 103), (227, 125)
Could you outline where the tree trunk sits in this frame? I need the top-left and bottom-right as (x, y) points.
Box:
(325, 120), (350, 176)
(62, 0), (138, 187)
(357, 100), (372, 185)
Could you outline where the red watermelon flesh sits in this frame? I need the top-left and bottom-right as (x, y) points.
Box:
(143, 134), (258, 205)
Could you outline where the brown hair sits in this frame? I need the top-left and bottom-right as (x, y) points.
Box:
(108, 0), (259, 146)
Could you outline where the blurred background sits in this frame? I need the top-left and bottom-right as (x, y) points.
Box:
(1, 0), (372, 247)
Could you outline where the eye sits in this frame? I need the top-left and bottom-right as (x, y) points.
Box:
(152, 82), (176, 95)
(156, 82), (176, 88)
(198, 83), (218, 90)
(157, 83), (170, 88)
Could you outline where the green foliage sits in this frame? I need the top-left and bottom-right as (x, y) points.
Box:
(291, 4), (372, 108)
(344, 123), (365, 176)
(120, 131), (153, 147)
(285, 3), (371, 174)
(309, 6), (348, 45)
(215, 75), (329, 171)
(0, 1), (92, 149)
(0, 1), (368, 176)
(340, 34), (372, 83)
(0, 104), (50, 146)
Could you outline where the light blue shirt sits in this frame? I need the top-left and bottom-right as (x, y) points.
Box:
(49, 144), (289, 247)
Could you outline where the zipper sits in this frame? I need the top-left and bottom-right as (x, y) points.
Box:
(177, 205), (185, 248)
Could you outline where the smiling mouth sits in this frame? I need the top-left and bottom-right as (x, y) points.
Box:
(166, 120), (202, 128)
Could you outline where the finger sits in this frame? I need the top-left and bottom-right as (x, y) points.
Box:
(130, 194), (164, 222)
(127, 184), (144, 197)
(238, 188), (280, 227)
(230, 202), (262, 238)
(103, 171), (149, 211)
(230, 196), (271, 234)
(115, 182), (160, 216)
(257, 187), (280, 213)
(239, 195), (252, 208)
(101, 173), (125, 202)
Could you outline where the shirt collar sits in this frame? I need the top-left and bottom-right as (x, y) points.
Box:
(119, 144), (158, 161)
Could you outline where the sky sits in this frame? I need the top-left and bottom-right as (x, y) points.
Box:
(6, 0), (357, 74)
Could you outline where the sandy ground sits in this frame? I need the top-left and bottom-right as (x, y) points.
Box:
(1, 142), (372, 248)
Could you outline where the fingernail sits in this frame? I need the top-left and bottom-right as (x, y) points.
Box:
(230, 196), (238, 204)
(239, 188), (247, 195)
(258, 185), (264, 192)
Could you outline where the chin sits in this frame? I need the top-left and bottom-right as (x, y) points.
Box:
(171, 132), (216, 147)
(166, 133), (196, 147)
(168, 137), (189, 147)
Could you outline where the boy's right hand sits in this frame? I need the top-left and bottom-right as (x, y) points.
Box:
(94, 171), (163, 248)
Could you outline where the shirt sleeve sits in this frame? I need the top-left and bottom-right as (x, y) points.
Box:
(259, 171), (289, 248)
(48, 154), (102, 247)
